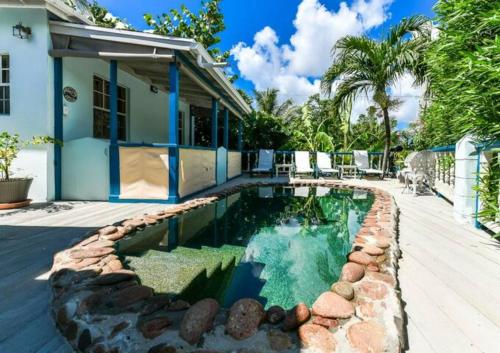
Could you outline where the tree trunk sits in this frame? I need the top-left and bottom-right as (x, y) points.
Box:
(381, 107), (391, 176)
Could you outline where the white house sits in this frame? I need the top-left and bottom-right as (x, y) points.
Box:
(0, 0), (251, 203)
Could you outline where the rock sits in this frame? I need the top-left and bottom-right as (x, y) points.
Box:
(331, 281), (354, 300)
(347, 321), (386, 353)
(226, 298), (265, 340)
(102, 230), (127, 241)
(141, 295), (171, 316)
(70, 247), (115, 260)
(106, 285), (153, 308)
(361, 245), (385, 256)
(78, 288), (115, 314)
(84, 239), (115, 249)
(367, 263), (380, 272)
(50, 268), (98, 288)
(267, 330), (293, 352)
(63, 320), (78, 340)
(109, 321), (129, 339)
(91, 270), (137, 286)
(108, 259), (124, 271)
(180, 298), (220, 344)
(55, 306), (69, 328)
(98, 226), (117, 235)
(138, 316), (172, 339)
(340, 262), (365, 282)
(298, 324), (336, 353)
(312, 316), (339, 329)
(282, 303), (310, 331)
(77, 329), (92, 352)
(168, 299), (190, 311)
(358, 281), (388, 300)
(148, 345), (177, 353)
(312, 292), (355, 319)
(348, 251), (376, 266)
(266, 306), (286, 324)
(366, 271), (396, 287)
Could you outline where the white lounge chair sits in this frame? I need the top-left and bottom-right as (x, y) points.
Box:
(402, 151), (436, 195)
(294, 187), (310, 197)
(293, 151), (314, 178)
(353, 150), (383, 178)
(251, 149), (274, 177)
(316, 152), (340, 178)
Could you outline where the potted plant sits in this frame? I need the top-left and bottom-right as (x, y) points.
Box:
(0, 132), (57, 208)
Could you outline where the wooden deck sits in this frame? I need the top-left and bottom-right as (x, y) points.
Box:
(1, 178), (499, 352)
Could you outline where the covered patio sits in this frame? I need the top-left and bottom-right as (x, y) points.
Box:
(49, 21), (251, 204)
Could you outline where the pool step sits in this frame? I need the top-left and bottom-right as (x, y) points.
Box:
(171, 246), (240, 272)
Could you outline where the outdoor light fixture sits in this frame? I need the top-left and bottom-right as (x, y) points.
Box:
(12, 22), (31, 39)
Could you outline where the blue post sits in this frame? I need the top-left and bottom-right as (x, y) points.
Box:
(223, 108), (229, 149)
(53, 57), (63, 201)
(474, 147), (482, 229)
(212, 98), (218, 148)
(238, 118), (243, 151)
(109, 60), (120, 201)
(168, 62), (180, 203)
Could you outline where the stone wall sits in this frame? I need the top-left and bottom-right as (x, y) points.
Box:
(49, 180), (402, 353)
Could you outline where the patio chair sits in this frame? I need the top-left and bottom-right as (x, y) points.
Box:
(294, 187), (310, 197)
(293, 151), (314, 178)
(353, 150), (384, 178)
(316, 152), (340, 178)
(251, 149), (274, 177)
(402, 151), (436, 196)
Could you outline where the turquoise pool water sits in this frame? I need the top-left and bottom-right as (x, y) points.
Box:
(117, 186), (373, 310)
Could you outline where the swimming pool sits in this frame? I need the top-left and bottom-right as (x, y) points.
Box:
(116, 186), (374, 310)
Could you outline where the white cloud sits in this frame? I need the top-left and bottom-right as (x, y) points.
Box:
(231, 0), (423, 125)
(391, 73), (425, 123)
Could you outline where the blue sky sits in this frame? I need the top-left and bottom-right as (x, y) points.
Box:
(99, 0), (436, 127)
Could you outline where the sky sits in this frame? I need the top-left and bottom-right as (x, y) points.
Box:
(98, 0), (436, 128)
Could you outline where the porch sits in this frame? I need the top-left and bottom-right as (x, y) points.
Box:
(49, 21), (250, 204)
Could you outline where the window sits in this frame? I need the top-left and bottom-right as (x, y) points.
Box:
(93, 75), (127, 140)
(0, 55), (9, 115)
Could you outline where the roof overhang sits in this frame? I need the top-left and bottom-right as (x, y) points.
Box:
(48, 21), (252, 117)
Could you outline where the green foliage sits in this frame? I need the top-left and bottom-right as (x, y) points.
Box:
(0, 132), (58, 181)
(321, 15), (431, 171)
(88, 1), (131, 29)
(254, 89), (297, 120)
(243, 111), (289, 150)
(144, 0), (229, 62)
(476, 154), (500, 236)
(416, 0), (500, 149)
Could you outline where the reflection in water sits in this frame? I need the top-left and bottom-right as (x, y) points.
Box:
(117, 186), (373, 309)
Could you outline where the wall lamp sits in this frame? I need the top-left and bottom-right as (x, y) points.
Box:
(12, 22), (32, 39)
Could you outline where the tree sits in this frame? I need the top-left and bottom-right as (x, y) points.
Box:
(254, 89), (297, 121)
(88, 1), (131, 29)
(321, 15), (430, 174)
(144, 0), (229, 63)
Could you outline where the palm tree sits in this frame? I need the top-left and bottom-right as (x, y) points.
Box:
(321, 15), (430, 174)
(254, 88), (295, 120)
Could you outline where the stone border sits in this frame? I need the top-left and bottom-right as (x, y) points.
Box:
(49, 180), (402, 353)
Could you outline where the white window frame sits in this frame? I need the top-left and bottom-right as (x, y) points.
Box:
(92, 74), (128, 141)
(0, 53), (10, 115)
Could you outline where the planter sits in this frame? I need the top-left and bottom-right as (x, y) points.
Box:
(0, 178), (33, 204)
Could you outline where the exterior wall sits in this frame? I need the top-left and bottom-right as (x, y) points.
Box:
(228, 151), (242, 179)
(119, 146), (169, 200)
(178, 147), (216, 198)
(0, 8), (53, 201)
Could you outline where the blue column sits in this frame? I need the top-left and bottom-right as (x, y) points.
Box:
(211, 98), (218, 148)
(168, 62), (180, 203)
(109, 60), (120, 201)
(54, 58), (63, 201)
(238, 118), (243, 151)
(223, 108), (229, 149)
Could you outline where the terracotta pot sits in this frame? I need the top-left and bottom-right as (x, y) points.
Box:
(0, 178), (33, 203)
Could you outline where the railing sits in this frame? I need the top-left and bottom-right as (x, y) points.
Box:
(242, 150), (383, 173)
(430, 145), (456, 201)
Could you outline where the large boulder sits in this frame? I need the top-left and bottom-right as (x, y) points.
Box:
(298, 324), (336, 353)
(340, 262), (365, 282)
(312, 292), (355, 319)
(226, 298), (265, 340)
(282, 303), (310, 331)
(180, 298), (220, 345)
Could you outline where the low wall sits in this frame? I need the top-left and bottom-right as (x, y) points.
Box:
(119, 146), (169, 200)
(228, 151), (242, 179)
(179, 148), (216, 198)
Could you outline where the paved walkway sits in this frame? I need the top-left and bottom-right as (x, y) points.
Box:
(0, 177), (499, 353)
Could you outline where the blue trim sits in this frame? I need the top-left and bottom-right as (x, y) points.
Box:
(211, 98), (218, 148)
(178, 145), (217, 151)
(169, 62), (180, 202)
(53, 57), (63, 201)
(238, 118), (243, 151)
(431, 145), (456, 152)
(119, 142), (176, 148)
(168, 217), (179, 251)
(474, 146), (482, 229)
(109, 60), (120, 200)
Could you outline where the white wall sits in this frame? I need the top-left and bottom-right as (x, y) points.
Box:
(0, 8), (53, 201)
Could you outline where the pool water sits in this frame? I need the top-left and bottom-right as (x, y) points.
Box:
(117, 186), (373, 310)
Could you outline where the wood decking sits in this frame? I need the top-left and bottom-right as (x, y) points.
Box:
(0, 178), (499, 353)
